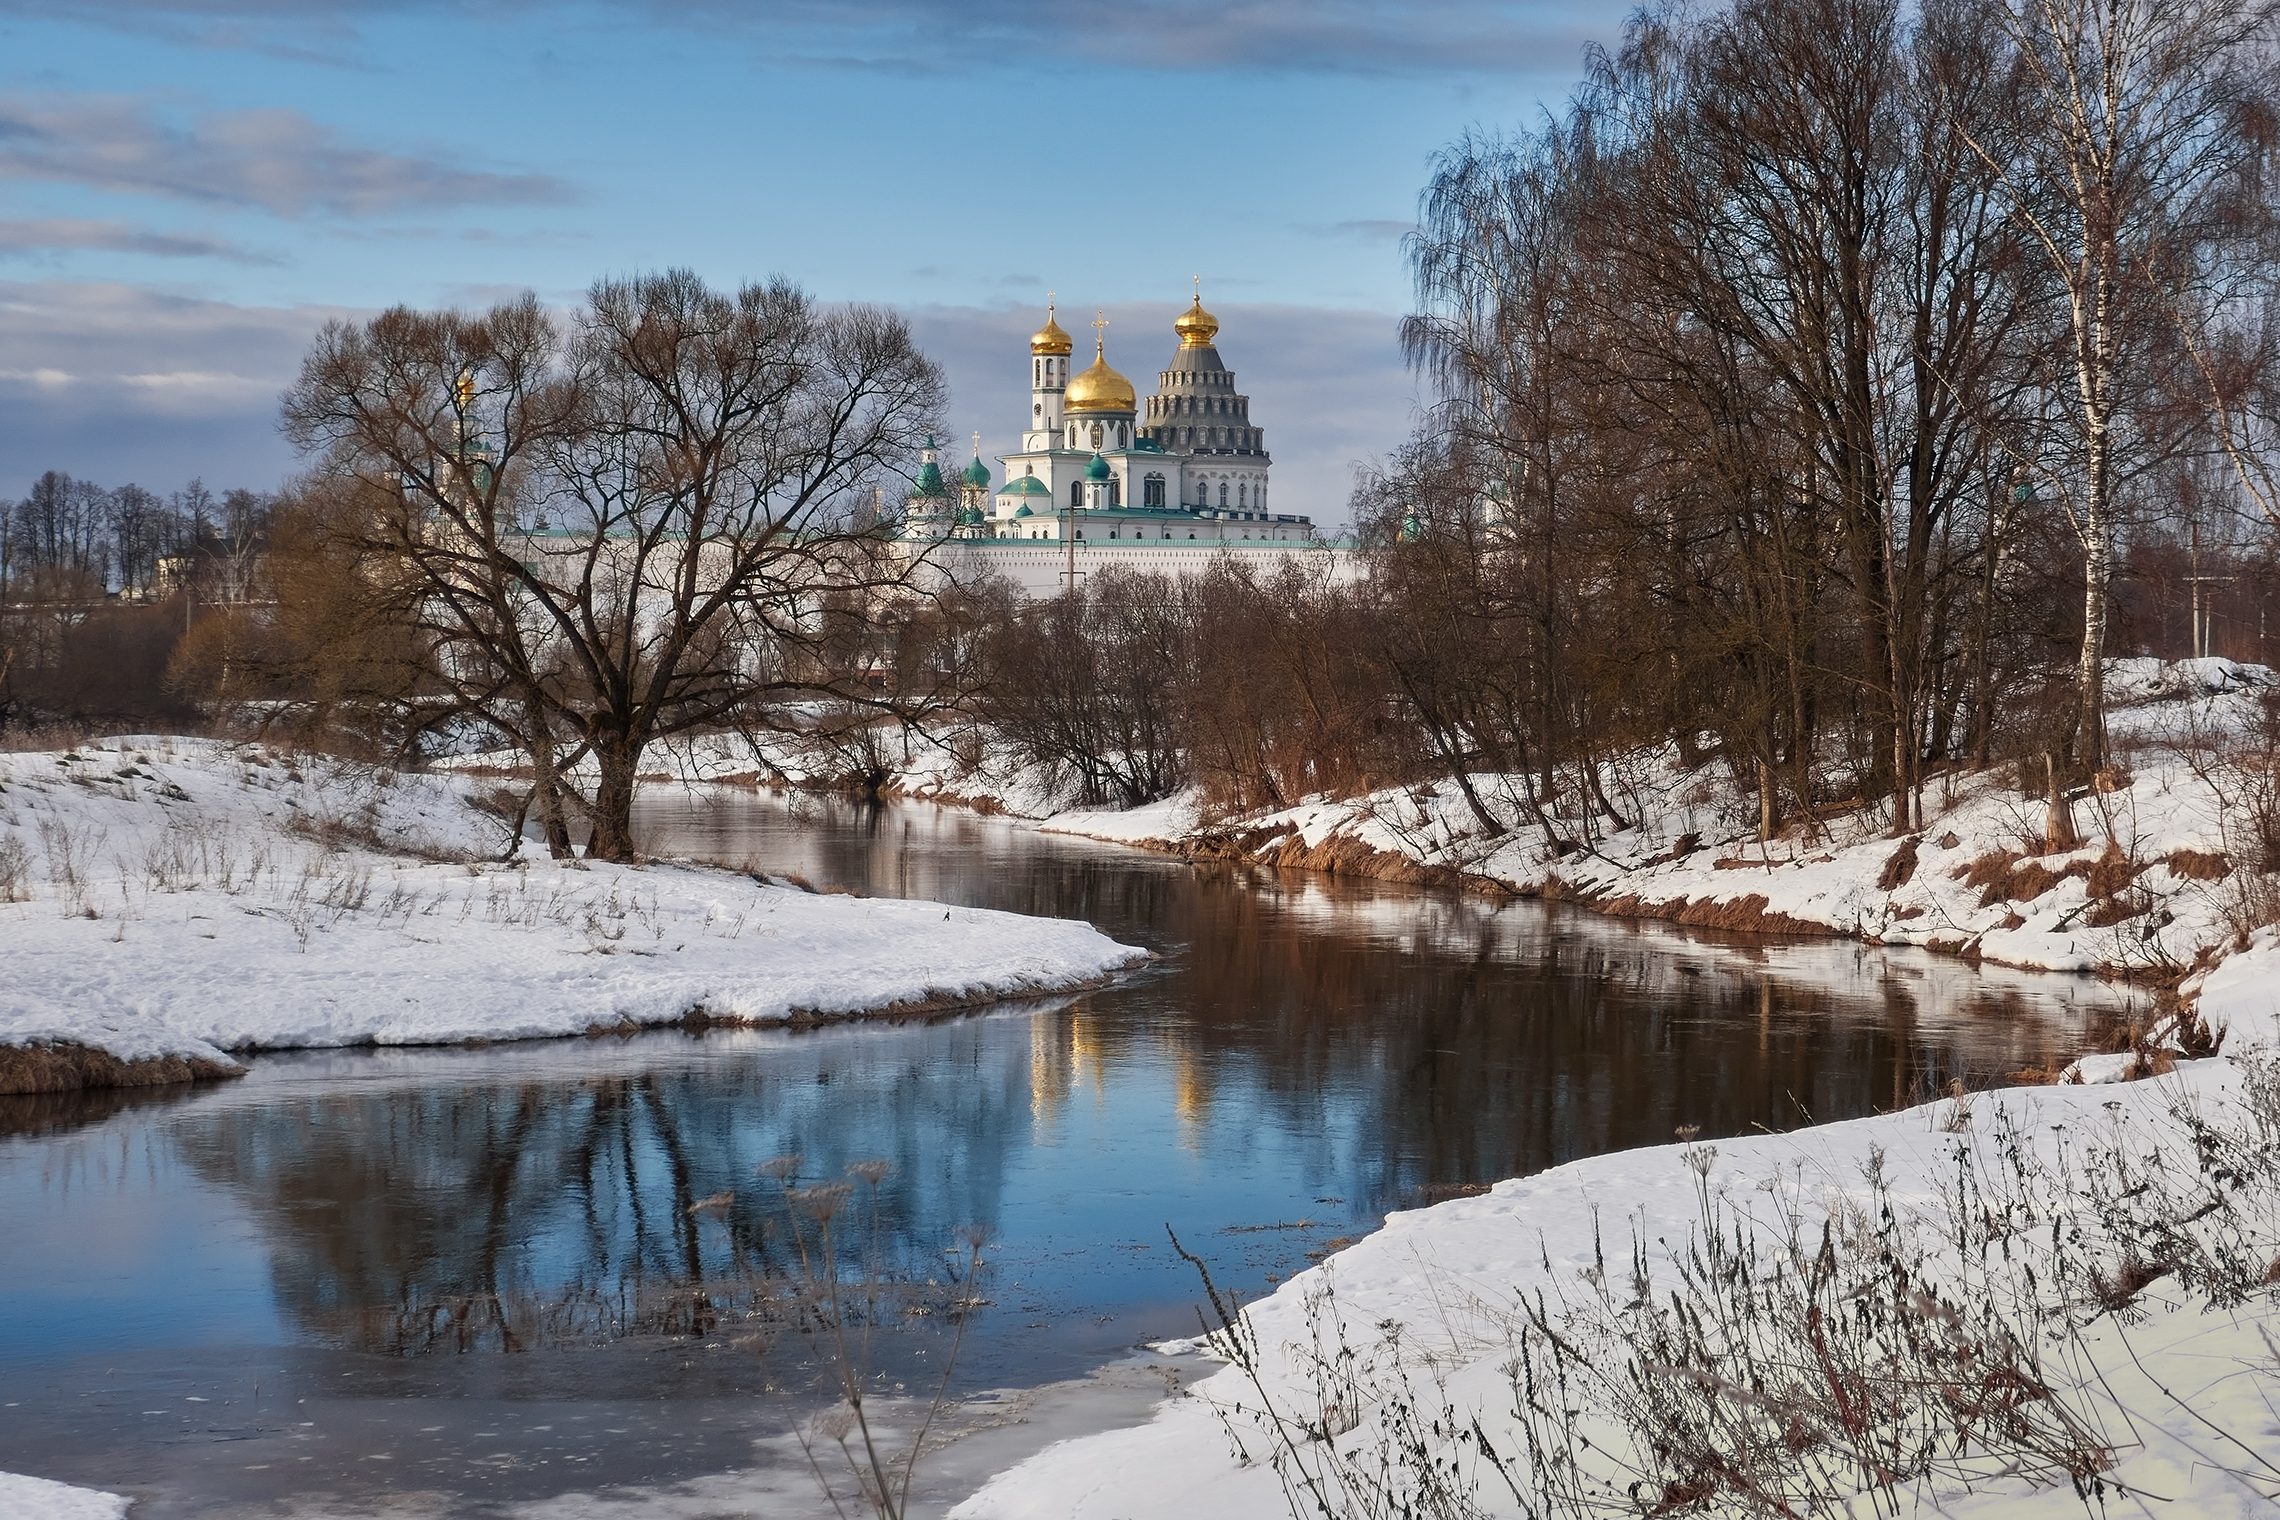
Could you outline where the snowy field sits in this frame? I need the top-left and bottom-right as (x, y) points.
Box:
(0, 737), (1145, 1079)
(0, 1470), (128, 1520)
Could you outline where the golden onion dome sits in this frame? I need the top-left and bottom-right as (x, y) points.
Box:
(1030, 302), (1073, 356)
(1064, 338), (1136, 413)
(1174, 293), (1220, 348)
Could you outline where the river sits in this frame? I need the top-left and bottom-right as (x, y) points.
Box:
(0, 789), (2141, 1517)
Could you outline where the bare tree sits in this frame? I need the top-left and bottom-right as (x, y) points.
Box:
(282, 271), (944, 860)
(1968, 0), (2277, 769)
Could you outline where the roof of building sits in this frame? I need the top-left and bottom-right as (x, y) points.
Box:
(1031, 303), (1073, 356)
(1174, 292), (1220, 349)
(1066, 339), (1136, 414)
(963, 455), (991, 489)
(1084, 451), (1112, 481)
(998, 475), (1053, 496)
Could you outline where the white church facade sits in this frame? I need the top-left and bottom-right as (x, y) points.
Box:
(900, 291), (1347, 597)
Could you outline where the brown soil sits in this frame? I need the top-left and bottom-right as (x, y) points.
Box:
(1589, 891), (1823, 936)
(0, 1042), (243, 1097)
(1183, 826), (1475, 891)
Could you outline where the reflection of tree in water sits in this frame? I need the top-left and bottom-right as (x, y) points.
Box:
(647, 792), (2134, 1219)
(1144, 875), (2119, 1209)
(172, 1029), (1034, 1364)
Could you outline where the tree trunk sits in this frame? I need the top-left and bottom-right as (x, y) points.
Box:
(589, 734), (642, 862)
(2072, 413), (2113, 775)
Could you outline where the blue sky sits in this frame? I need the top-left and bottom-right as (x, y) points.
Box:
(0, 0), (1622, 522)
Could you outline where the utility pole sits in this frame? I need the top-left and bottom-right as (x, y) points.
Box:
(1062, 484), (1080, 599)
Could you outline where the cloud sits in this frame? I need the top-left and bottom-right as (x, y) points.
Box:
(14, 0), (1618, 78)
(0, 93), (577, 217)
(0, 280), (350, 491)
(1304, 219), (1418, 243)
(0, 217), (276, 262)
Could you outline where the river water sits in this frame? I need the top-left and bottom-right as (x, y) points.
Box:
(0, 790), (2140, 1517)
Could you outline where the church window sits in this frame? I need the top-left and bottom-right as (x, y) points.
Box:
(1238, 483), (1247, 507)
(1218, 482), (1228, 507)
(1118, 422), (1128, 448)
(1143, 474), (1164, 507)
(1070, 480), (1082, 508)
(1033, 403), (1041, 418)
(1108, 478), (1120, 507)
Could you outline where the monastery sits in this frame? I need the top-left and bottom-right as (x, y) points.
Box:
(900, 289), (1345, 597)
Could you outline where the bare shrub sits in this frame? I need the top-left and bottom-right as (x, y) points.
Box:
(35, 817), (101, 916)
(0, 834), (29, 902)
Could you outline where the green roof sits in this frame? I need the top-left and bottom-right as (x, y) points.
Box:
(998, 475), (1052, 496)
(1084, 451), (1112, 481)
(1013, 505), (1034, 518)
(912, 460), (948, 498)
(963, 456), (991, 488)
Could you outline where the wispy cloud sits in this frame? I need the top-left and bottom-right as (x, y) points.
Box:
(12, 0), (1615, 78)
(1302, 219), (1418, 242)
(0, 279), (358, 488)
(0, 217), (276, 262)
(0, 93), (578, 217)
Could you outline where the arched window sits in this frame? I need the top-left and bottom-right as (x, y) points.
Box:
(1144, 474), (1165, 507)
(1118, 422), (1128, 448)
(1238, 482), (1247, 507)
(1218, 482), (1228, 508)
(1070, 480), (1082, 508)
(1108, 478), (1120, 507)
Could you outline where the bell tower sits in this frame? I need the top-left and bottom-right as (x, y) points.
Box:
(1026, 296), (1073, 450)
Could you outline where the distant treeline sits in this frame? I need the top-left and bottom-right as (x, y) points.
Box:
(1, 470), (271, 600)
(0, 470), (274, 732)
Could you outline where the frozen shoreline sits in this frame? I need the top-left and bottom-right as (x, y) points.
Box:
(0, 736), (1145, 1086)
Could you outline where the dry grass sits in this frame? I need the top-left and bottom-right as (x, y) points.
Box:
(0, 1041), (241, 1096)
(2167, 847), (2232, 881)
(1876, 835), (1919, 890)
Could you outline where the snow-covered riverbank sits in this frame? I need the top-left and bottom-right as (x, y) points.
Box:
(1035, 660), (2280, 985)
(954, 932), (2280, 1520)
(0, 737), (1144, 1089)
(631, 660), (2277, 998)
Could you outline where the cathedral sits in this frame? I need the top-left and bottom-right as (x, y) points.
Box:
(902, 289), (1318, 559)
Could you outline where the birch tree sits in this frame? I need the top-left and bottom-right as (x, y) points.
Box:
(1973, 0), (2276, 769)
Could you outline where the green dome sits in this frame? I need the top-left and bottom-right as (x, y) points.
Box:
(1013, 505), (1033, 518)
(912, 461), (947, 498)
(999, 475), (1051, 497)
(963, 455), (991, 489)
(1084, 451), (1112, 482)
